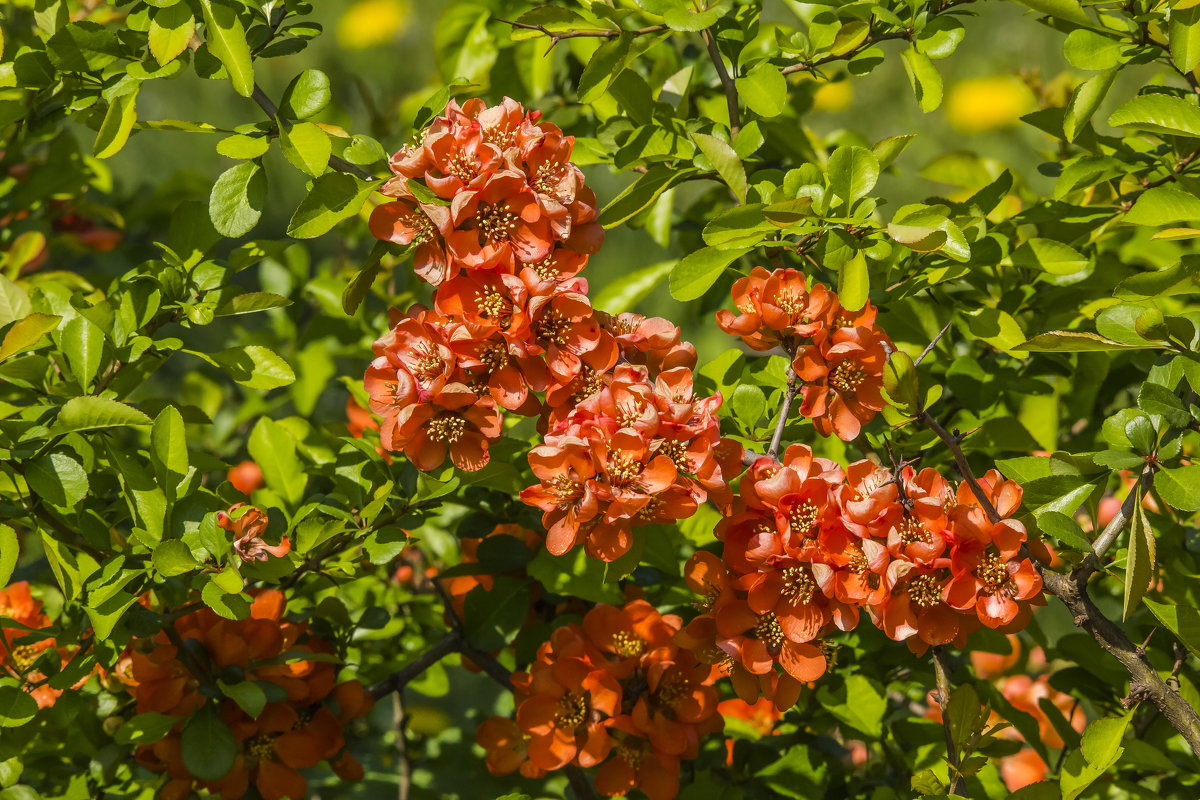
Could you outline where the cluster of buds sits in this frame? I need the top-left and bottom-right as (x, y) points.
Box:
(477, 600), (722, 800)
(0, 582), (83, 709)
(520, 364), (741, 561)
(679, 446), (1045, 710)
(118, 591), (373, 800)
(717, 267), (891, 440)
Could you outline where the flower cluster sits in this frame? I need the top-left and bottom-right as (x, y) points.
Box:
(477, 599), (722, 800)
(121, 591), (373, 800)
(0, 581), (78, 709)
(365, 97), (616, 472)
(716, 267), (891, 440)
(679, 446), (1044, 709)
(520, 364), (740, 561)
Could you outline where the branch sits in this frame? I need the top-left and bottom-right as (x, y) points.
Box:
(250, 85), (377, 181)
(931, 646), (963, 795)
(914, 320), (953, 366)
(1075, 467), (1153, 582)
(495, 17), (666, 50)
(702, 28), (740, 137)
(767, 367), (800, 460)
(781, 31), (910, 75)
(916, 409), (1200, 756)
(368, 633), (460, 699)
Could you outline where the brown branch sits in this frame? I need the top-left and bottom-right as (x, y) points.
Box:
(495, 17), (666, 50)
(781, 31), (910, 76)
(914, 320), (953, 366)
(1075, 468), (1153, 583)
(702, 28), (740, 137)
(916, 410), (1200, 756)
(931, 646), (964, 795)
(249, 85), (377, 181)
(767, 367), (800, 459)
(368, 633), (460, 699)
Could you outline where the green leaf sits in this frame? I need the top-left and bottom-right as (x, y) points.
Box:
(1116, 259), (1200, 298)
(1123, 184), (1200, 227)
(114, 712), (179, 746)
(693, 133), (747, 203)
(816, 674), (886, 738)
(207, 345), (295, 390)
(1061, 713), (1131, 800)
(151, 406), (189, 482)
(838, 251), (869, 312)
(148, 3), (194, 66)
(669, 247), (750, 301)
(1014, 0), (1091, 26)
(181, 703), (237, 781)
(248, 417), (307, 508)
(433, 2), (497, 86)
(214, 292), (292, 316)
(887, 223), (947, 252)
(0, 277), (30, 329)
(215, 134), (270, 160)
(280, 121), (331, 178)
(1063, 69), (1117, 141)
(287, 173), (380, 239)
(152, 539), (198, 577)
(341, 241), (389, 315)
(1012, 238), (1088, 275)
(1123, 496), (1154, 620)
(1063, 29), (1122, 71)
(0, 525), (16, 589)
(579, 33), (633, 103)
(963, 307), (1027, 357)
(1108, 93), (1200, 138)
(463, 577), (530, 650)
(730, 384), (767, 431)
(0, 313), (60, 361)
(872, 134), (916, 169)
(1171, 6), (1200, 74)
(94, 88), (139, 160)
(599, 165), (699, 229)
(508, 6), (600, 41)
(279, 69), (331, 120)
(1035, 510), (1095, 552)
(218, 680), (267, 718)
(636, 0), (732, 30)
(735, 62), (787, 117)
(827, 145), (880, 207)
(61, 314), (104, 391)
(900, 48), (942, 112)
(882, 350), (919, 412)
(591, 260), (675, 315)
(46, 20), (122, 71)
(54, 396), (152, 433)
(209, 161), (266, 238)
(1018, 330), (1160, 352)
(198, 0), (254, 98)
(40, 532), (99, 601)
(25, 452), (88, 508)
(0, 687), (37, 728)
(1154, 464), (1200, 511)
(1142, 598), (1200, 658)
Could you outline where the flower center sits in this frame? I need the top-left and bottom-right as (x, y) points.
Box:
(245, 733), (277, 762)
(656, 439), (691, 473)
(775, 289), (805, 316)
(479, 342), (509, 373)
(612, 631), (645, 658)
(636, 495), (665, 521)
(531, 161), (565, 196)
(610, 314), (642, 336)
(569, 367), (606, 403)
(908, 574), (942, 608)
(483, 124), (515, 149)
(606, 451), (643, 487)
(848, 549), (869, 574)
(655, 672), (688, 708)
(529, 254), (560, 281)
(899, 515), (930, 545)
(554, 692), (587, 729)
(404, 210), (437, 245)
(536, 310), (569, 347)
(412, 343), (444, 382)
(616, 401), (646, 429)
(9, 644), (39, 672)
(781, 567), (816, 604)
(474, 285), (511, 321)
(552, 475), (582, 505)
(447, 151), (476, 183)
(789, 501), (820, 536)
(756, 613), (785, 648)
(830, 362), (866, 394)
(978, 553), (1014, 595)
(427, 415), (467, 444)
(479, 202), (518, 243)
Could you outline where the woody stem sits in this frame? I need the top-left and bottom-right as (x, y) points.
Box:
(768, 367), (800, 460)
(916, 406), (1200, 756)
(930, 646), (963, 794)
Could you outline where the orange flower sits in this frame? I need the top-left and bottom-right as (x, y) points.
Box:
(218, 504), (291, 563)
(227, 460), (264, 494)
(0, 581), (64, 708)
(794, 324), (890, 441)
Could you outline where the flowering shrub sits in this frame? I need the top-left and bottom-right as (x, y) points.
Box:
(3, 1), (1200, 800)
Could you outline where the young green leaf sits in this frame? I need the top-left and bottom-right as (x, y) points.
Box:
(279, 69), (332, 120)
(1122, 496), (1155, 620)
(181, 703), (238, 780)
(209, 161), (267, 238)
(148, 3), (195, 66)
(94, 88), (139, 159)
(280, 121), (331, 178)
(198, 0), (254, 98)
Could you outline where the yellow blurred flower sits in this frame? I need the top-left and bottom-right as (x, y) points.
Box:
(337, 0), (412, 50)
(812, 79), (853, 112)
(945, 75), (1035, 134)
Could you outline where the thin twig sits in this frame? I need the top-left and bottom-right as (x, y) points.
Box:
(914, 320), (953, 366)
(931, 646), (963, 795)
(495, 17), (666, 49)
(702, 28), (740, 137)
(1082, 468), (1153, 575)
(767, 368), (800, 459)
